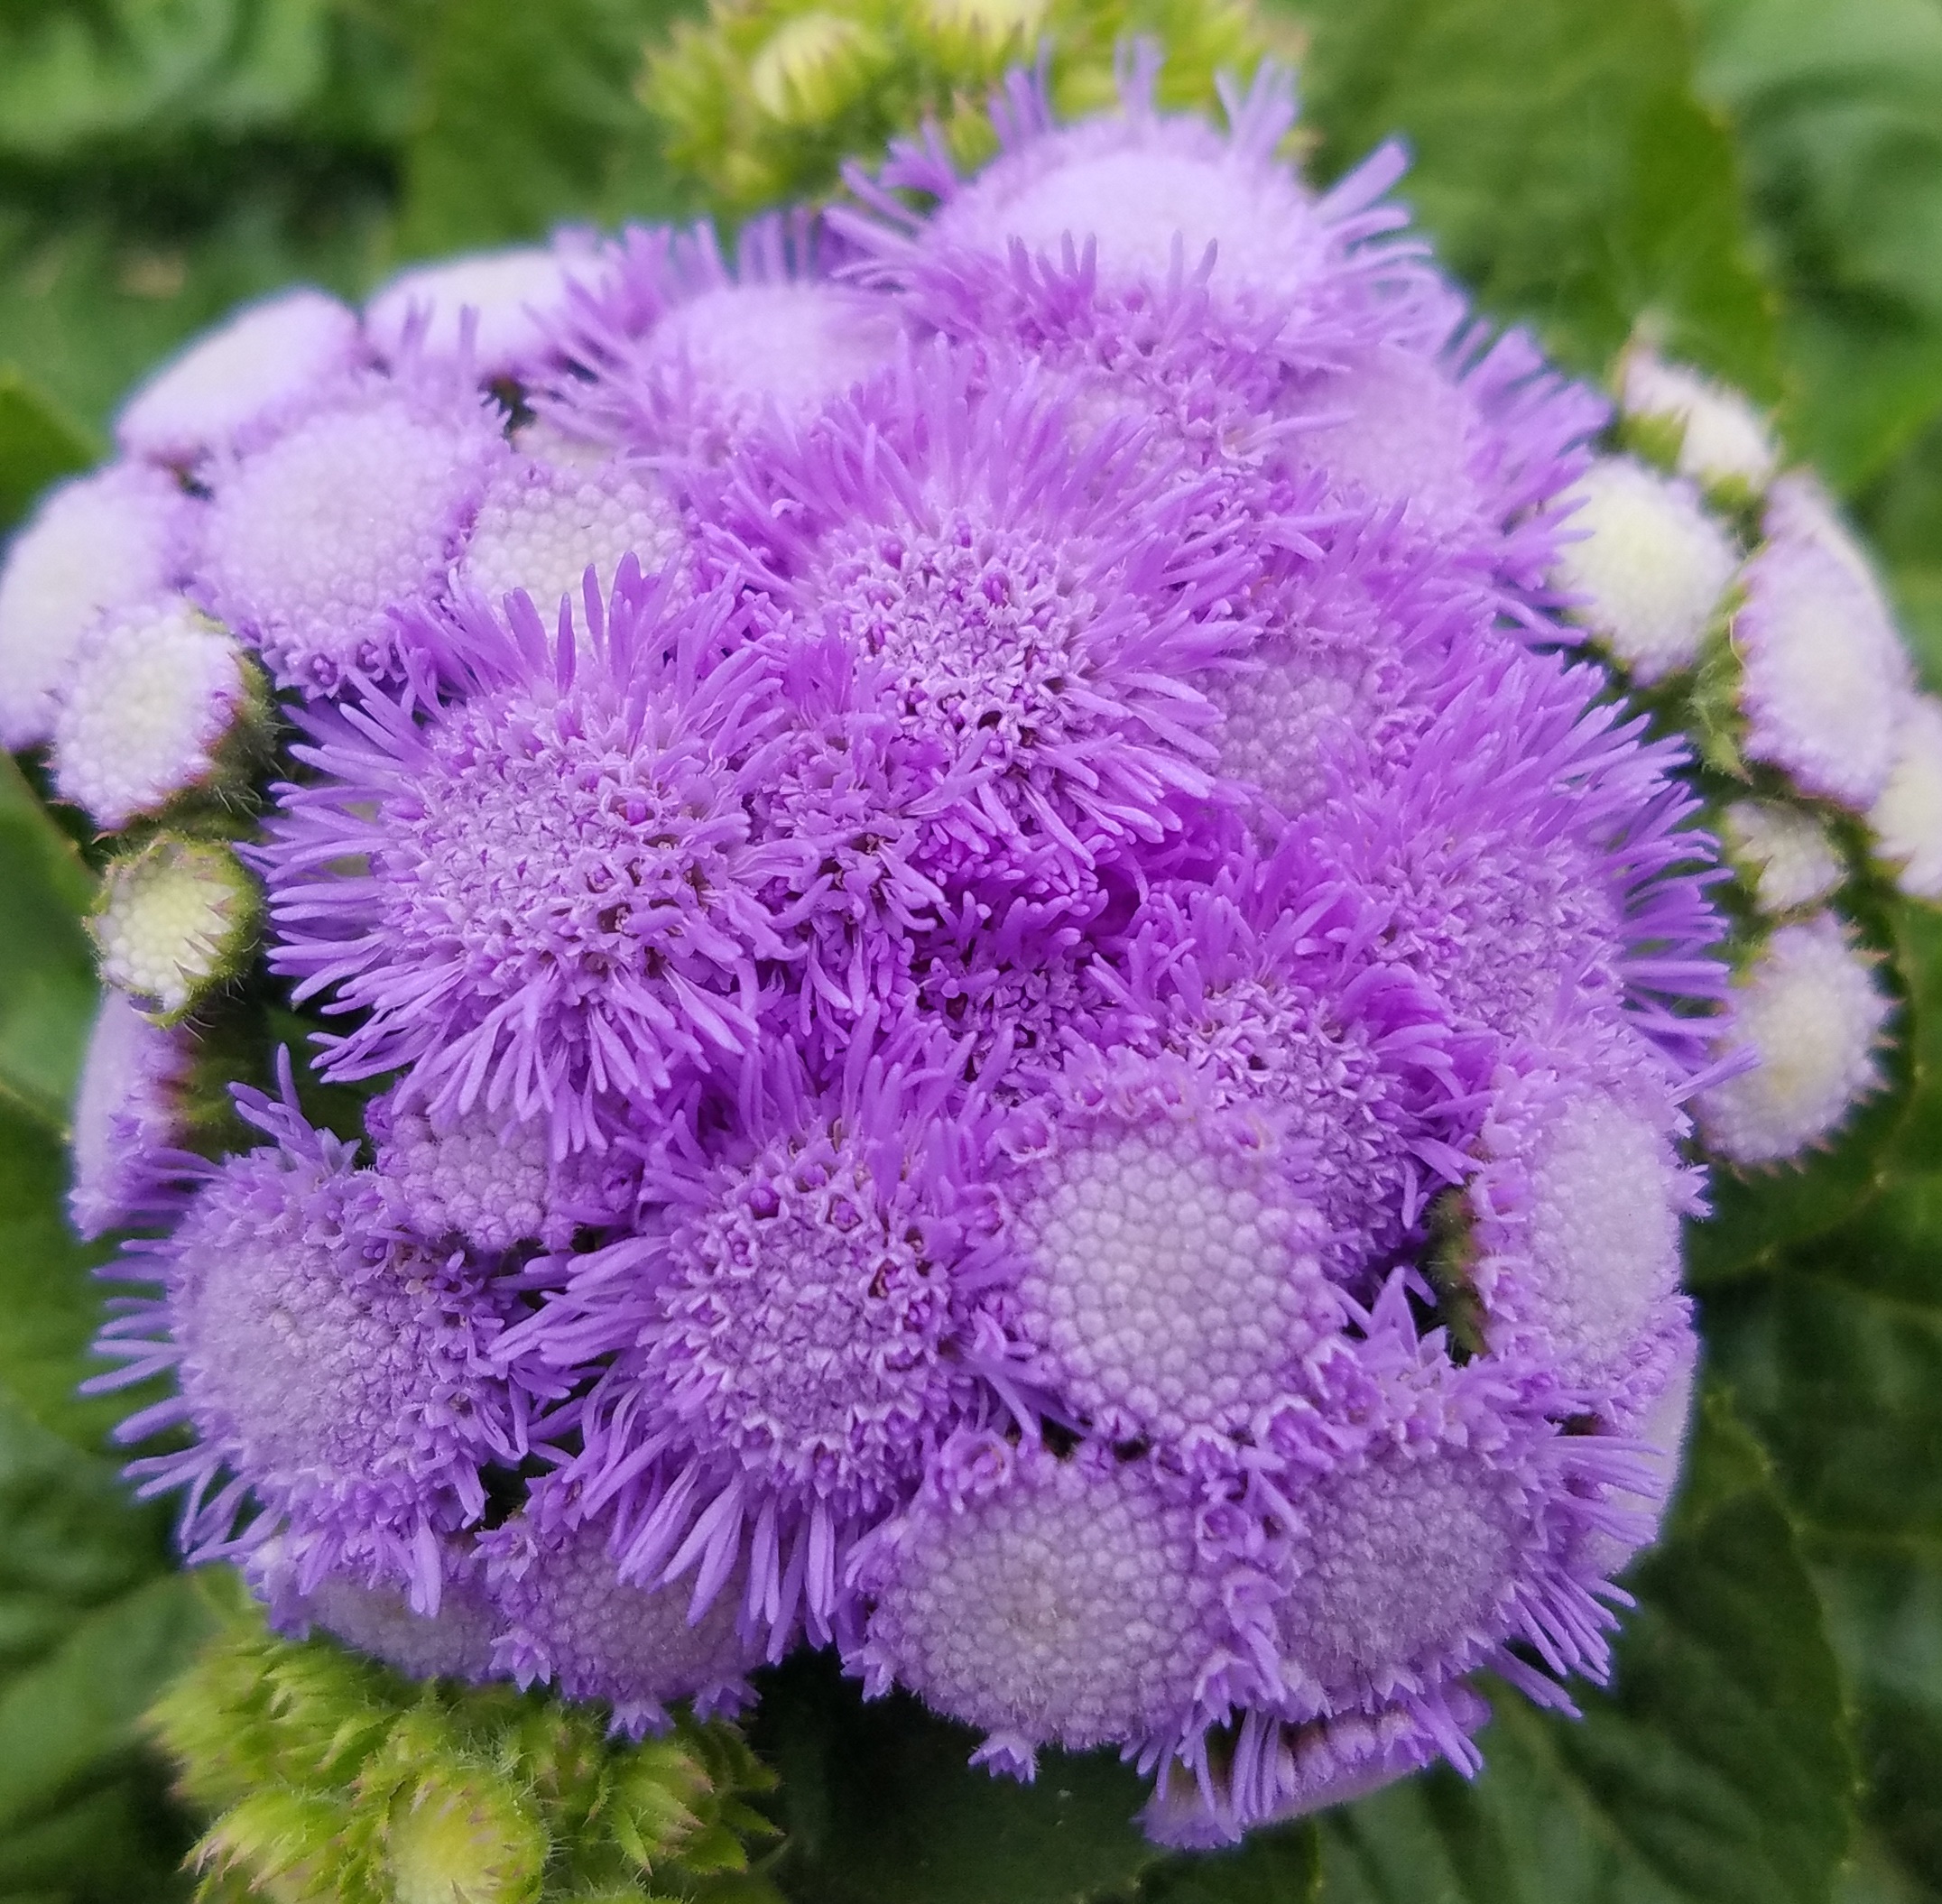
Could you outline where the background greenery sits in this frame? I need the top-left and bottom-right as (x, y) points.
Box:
(0, 0), (1937, 1899)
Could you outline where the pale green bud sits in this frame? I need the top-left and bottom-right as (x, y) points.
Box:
(90, 834), (260, 1021)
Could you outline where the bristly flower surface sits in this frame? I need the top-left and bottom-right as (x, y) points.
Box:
(35, 39), (1913, 1854)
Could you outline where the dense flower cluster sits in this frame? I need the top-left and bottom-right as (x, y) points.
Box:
(5, 51), (1933, 1847)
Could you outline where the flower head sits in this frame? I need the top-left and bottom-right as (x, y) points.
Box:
(527, 1035), (1014, 1649)
(93, 1068), (531, 1611)
(484, 1496), (761, 1734)
(199, 365), (505, 693)
(45, 57), (1791, 1840)
(260, 567), (800, 1151)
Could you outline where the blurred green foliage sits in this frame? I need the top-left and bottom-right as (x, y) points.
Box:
(0, 0), (1936, 1899)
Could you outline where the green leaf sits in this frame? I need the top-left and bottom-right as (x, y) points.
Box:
(0, 1090), (141, 1448)
(1128, 1823), (1321, 1904)
(0, 363), (95, 531)
(1706, 1271), (1942, 1547)
(0, 0), (335, 161)
(1810, 1549), (1942, 1901)
(1282, 0), (1780, 391)
(0, 174), (392, 434)
(1684, 0), (1942, 489)
(747, 1648), (1162, 1904)
(0, 755), (97, 1131)
(1318, 1391), (1854, 1904)
(0, 1390), (199, 1899)
(394, 0), (702, 259)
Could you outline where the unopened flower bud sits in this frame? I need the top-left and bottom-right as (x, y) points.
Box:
(1719, 799), (1845, 914)
(1619, 347), (1779, 494)
(1553, 457), (1737, 681)
(0, 461), (190, 749)
(52, 600), (267, 831)
(69, 991), (194, 1237)
(116, 289), (365, 467)
(749, 11), (887, 125)
(1697, 914), (1893, 1164)
(1869, 695), (1942, 901)
(1734, 514), (1909, 809)
(91, 836), (260, 1020)
(383, 1760), (548, 1904)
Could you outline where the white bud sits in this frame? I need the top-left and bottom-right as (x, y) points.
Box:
(116, 289), (365, 467)
(91, 836), (259, 1020)
(1553, 457), (1737, 681)
(1734, 521), (1909, 809)
(51, 599), (257, 830)
(1697, 913), (1892, 1165)
(1720, 799), (1845, 914)
(1870, 695), (1942, 902)
(1620, 350), (1779, 493)
(0, 462), (189, 749)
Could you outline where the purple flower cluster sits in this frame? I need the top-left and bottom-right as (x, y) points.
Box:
(45, 56), (1730, 1843)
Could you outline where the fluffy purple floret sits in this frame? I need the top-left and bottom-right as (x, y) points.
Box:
(89, 1066), (532, 1612)
(259, 565), (806, 1152)
(483, 1493), (761, 1735)
(1093, 844), (1482, 1282)
(715, 341), (1256, 913)
(1300, 638), (1729, 1066)
(513, 1035), (1020, 1651)
(1252, 1276), (1657, 1723)
(836, 55), (1423, 346)
(536, 212), (904, 466)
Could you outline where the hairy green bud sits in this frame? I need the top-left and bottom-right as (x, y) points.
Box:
(149, 1576), (782, 1904)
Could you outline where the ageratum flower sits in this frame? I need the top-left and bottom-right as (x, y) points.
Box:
(16, 40), (1930, 1849)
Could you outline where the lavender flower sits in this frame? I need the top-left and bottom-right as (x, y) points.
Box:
(90, 1068), (533, 1612)
(24, 43), (1919, 1850)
